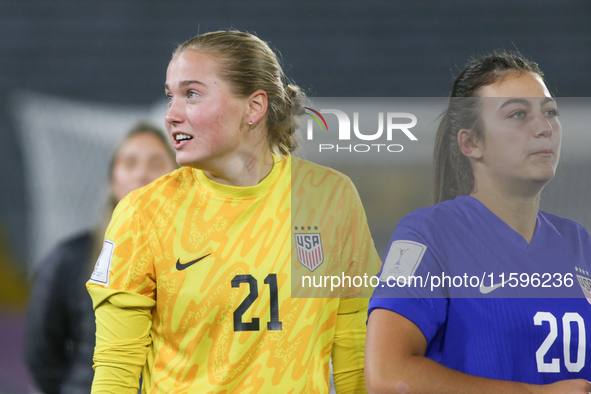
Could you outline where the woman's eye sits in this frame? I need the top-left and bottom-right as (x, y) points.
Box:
(509, 110), (526, 119)
(188, 91), (199, 99)
(165, 94), (173, 104)
(118, 157), (136, 171)
(544, 109), (559, 117)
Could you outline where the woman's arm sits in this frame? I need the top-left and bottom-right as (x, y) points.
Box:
(365, 308), (591, 394)
(332, 298), (369, 394)
(89, 289), (155, 394)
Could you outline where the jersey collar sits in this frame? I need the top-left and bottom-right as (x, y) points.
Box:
(193, 154), (288, 199)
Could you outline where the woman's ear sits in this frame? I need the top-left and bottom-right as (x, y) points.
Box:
(457, 129), (483, 159)
(247, 89), (268, 126)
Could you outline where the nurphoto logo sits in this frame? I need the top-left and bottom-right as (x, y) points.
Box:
(303, 106), (418, 153)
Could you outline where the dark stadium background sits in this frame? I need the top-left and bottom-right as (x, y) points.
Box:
(0, 1), (589, 392)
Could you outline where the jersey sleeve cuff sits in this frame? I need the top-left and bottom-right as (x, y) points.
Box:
(87, 284), (156, 310)
(368, 298), (442, 344)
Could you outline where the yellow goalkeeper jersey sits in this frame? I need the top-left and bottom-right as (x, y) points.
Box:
(87, 155), (380, 393)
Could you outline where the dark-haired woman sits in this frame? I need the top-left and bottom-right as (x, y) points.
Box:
(366, 53), (591, 393)
(87, 30), (380, 393)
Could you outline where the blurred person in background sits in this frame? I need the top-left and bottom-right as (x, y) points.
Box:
(25, 123), (177, 394)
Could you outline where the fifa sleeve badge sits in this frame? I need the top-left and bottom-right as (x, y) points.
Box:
(379, 240), (427, 282)
(89, 240), (115, 286)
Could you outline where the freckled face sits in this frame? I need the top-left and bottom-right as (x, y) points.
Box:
(164, 50), (250, 169)
(476, 72), (561, 187)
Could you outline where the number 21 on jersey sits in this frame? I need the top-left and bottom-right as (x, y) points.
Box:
(232, 274), (283, 332)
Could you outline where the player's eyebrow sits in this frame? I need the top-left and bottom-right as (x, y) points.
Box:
(180, 80), (205, 87)
(499, 97), (556, 110)
(164, 80), (205, 91)
(499, 98), (531, 110)
(540, 97), (556, 106)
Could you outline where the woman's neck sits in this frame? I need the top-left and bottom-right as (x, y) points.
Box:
(470, 182), (541, 244)
(203, 147), (275, 187)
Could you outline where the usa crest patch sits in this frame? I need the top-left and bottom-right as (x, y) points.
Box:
(576, 274), (591, 306)
(295, 233), (324, 272)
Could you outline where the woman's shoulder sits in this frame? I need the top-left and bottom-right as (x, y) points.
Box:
(290, 156), (357, 195)
(109, 167), (196, 222)
(291, 156), (351, 181)
(124, 167), (195, 205)
(33, 231), (95, 285)
(42, 231), (94, 266)
(539, 211), (591, 239)
(54, 231), (94, 251)
(397, 198), (466, 228)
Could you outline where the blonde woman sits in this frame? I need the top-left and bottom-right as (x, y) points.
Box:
(87, 31), (380, 393)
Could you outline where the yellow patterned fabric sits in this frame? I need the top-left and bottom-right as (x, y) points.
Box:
(87, 155), (379, 393)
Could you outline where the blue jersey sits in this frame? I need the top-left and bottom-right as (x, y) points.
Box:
(370, 196), (591, 383)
